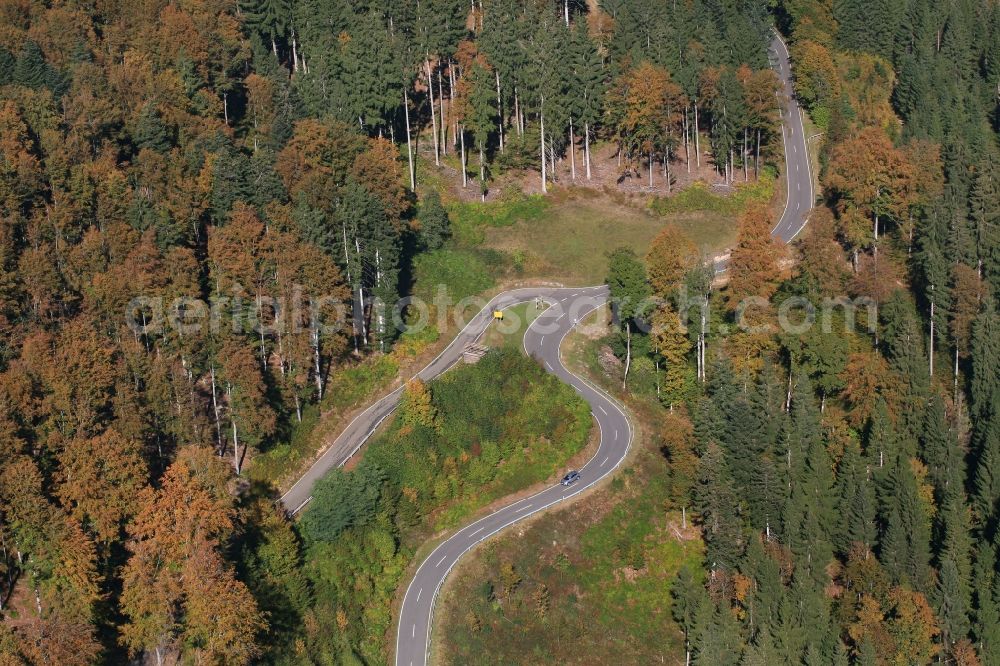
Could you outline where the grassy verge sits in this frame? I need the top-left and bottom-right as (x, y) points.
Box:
(297, 349), (593, 665)
(248, 353), (401, 486)
(433, 307), (704, 666)
(649, 170), (775, 218)
(480, 302), (541, 350)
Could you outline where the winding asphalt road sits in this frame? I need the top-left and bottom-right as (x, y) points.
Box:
(277, 27), (814, 666)
(278, 286), (610, 514)
(713, 32), (814, 272)
(395, 287), (632, 666)
(769, 32), (814, 243)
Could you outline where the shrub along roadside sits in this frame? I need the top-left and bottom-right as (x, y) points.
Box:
(296, 348), (591, 664)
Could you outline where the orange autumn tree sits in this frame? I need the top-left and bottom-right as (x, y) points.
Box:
(824, 126), (914, 267)
(726, 203), (783, 310)
(646, 225), (697, 300)
(120, 447), (265, 664)
(56, 428), (147, 545)
(607, 61), (686, 187)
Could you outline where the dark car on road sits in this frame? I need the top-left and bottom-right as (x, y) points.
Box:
(560, 471), (581, 486)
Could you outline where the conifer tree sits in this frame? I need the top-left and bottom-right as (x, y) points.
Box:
(649, 302), (692, 405)
(417, 190), (450, 251)
(974, 543), (1000, 664)
(13, 41), (47, 89)
(836, 440), (878, 556)
(0, 47), (13, 86)
(783, 376), (836, 584)
(568, 22), (604, 180)
(134, 104), (172, 153)
(878, 453), (933, 593)
(242, 0), (291, 58)
(971, 299), (1000, 422)
(695, 442), (744, 569)
(464, 62), (497, 200)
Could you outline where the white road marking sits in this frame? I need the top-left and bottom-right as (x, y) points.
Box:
(797, 182), (800, 191)
(469, 526), (484, 536)
(792, 144), (797, 153)
(546, 361), (553, 371)
(540, 335), (545, 344)
(600, 456), (609, 467)
(436, 555), (448, 567)
(514, 504), (532, 513)
(412, 624), (415, 638)
(615, 429), (619, 440)
(796, 163), (799, 171)
(796, 203), (801, 210)
(598, 405), (607, 415)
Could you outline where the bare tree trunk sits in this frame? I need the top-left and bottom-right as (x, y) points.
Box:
(312, 325), (323, 399)
(449, 65), (457, 149)
(440, 68), (448, 155)
(514, 88), (522, 136)
(540, 102), (547, 193)
(232, 418), (240, 475)
(291, 29), (299, 73)
(694, 101), (701, 167)
(584, 121), (592, 180)
(700, 298), (707, 381)
(355, 238), (368, 346)
(228, 383), (241, 476)
(210, 366), (223, 454)
(342, 223), (359, 353)
(666, 147), (671, 194)
(403, 88), (415, 189)
(569, 117), (576, 180)
(623, 322), (631, 389)
(479, 144), (486, 201)
(256, 293), (267, 369)
(459, 126), (467, 187)
(425, 59), (440, 165)
(755, 129), (761, 180)
(743, 128), (748, 182)
(649, 149), (653, 188)
(785, 368), (793, 412)
(375, 247), (385, 352)
(954, 347), (959, 402)
(496, 69), (504, 153)
(684, 107), (691, 173)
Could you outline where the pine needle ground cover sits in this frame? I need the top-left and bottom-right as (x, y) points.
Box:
(297, 349), (591, 663)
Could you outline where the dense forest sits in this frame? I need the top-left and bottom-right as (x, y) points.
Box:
(0, 0), (789, 663)
(595, 0), (1000, 664)
(0, 0), (997, 663)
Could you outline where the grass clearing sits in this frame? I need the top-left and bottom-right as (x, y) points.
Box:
(473, 189), (736, 284)
(433, 307), (704, 666)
